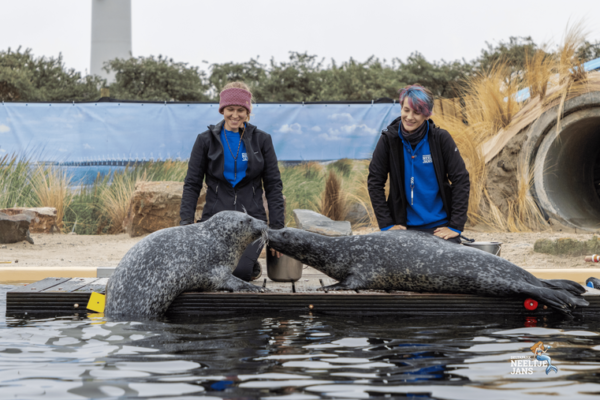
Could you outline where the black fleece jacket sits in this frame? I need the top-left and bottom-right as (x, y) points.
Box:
(180, 120), (285, 229)
(367, 117), (470, 231)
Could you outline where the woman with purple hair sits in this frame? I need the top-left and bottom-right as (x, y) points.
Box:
(367, 84), (470, 243)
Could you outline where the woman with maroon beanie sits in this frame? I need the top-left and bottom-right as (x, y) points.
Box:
(180, 82), (285, 281)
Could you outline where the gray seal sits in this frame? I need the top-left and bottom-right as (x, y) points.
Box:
(267, 228), (588, 315)
(106, 211), (267, 317)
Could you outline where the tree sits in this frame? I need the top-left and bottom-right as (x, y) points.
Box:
(320, 56), (404, 101)
(395, 52), (474, 98)
(105, 55), (210, 101)
(576, 40), (600, 63)
(0, 47), (103, 102)
(209, 58), (267, 98)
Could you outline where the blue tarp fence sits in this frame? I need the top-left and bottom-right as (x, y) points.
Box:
(0, 102), (401, 163)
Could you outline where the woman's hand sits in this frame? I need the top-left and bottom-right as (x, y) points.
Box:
(270, 248), (282, 258)
(389, 225), (407, 231)
(434, 227), (459, 240)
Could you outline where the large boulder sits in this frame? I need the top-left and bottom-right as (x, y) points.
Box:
(293, 209), (352, 236)
(0, 207), (58, 233)
(124, 181), (206, 237)
(0, 212), (34, 244)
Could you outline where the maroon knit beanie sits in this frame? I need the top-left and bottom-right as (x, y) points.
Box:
(219, 88), (252, 113)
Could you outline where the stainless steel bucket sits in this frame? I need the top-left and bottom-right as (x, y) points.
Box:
(267, 251), (303, 282)
(463, 241), (502, 256)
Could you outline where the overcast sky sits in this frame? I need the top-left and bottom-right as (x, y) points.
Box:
(2, 0), (600, 75)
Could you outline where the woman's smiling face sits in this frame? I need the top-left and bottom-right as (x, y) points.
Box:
(223, 106), (248, 132)
(401, 98), (428, 133)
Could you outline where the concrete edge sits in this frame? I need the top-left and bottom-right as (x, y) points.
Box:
(0, 267), (100, 284)
(525, 268), (600, 284)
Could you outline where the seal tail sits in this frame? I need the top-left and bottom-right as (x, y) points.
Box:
(540, 279), (586, 296)
(528, 286), (589, 315)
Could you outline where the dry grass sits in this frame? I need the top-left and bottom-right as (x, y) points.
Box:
(31, 166), (73, 232)
(505, 164), (549, 232)
(320, 170), (346, 221)
(98, 170), (147, 234)
(524, 49), (554, 100)
(463, 63), (523, 145)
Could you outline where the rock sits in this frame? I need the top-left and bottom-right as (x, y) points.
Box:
(124, 181), (206, 237)
(293, 209), (352, 236)
(345, 202), (369, 225)
(0, 207), (58, 233)
(0, 212), (34, 244)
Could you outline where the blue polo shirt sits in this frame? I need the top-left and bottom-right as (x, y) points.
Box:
(221, 125), (248, 187)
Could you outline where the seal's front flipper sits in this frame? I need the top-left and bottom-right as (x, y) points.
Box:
(216, 274), (266, 293)
(541, 279), (586, 296)
(318, 275), (366, 291)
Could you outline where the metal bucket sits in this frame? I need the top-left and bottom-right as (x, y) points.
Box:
(267, 251), (303, 282)
(463, 241), (503, 257)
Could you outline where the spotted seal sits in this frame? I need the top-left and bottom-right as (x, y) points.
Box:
(105, 211), (267, 317)
(267, 228), (588, 315)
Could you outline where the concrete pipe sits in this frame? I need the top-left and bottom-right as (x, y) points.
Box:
(521, 92), (600, 231)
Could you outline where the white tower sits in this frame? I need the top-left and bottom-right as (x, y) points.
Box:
(90, 0), (132, 82)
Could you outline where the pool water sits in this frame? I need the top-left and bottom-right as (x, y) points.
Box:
(1, 284), (600, 399)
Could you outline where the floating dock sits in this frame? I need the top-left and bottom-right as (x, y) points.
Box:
(6, 276), (600, 317)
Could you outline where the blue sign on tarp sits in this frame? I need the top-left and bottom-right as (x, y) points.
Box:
(0, 102), (401, 162)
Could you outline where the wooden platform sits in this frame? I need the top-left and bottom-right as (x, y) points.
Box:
(6, 276), (600, 317)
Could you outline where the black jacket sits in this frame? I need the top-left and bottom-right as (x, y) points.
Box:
(180, 120), (285, 229)
(367, 117), (470, 231)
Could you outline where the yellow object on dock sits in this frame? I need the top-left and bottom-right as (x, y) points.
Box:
(87, 292), (106, 313)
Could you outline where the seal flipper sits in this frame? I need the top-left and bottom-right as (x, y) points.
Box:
(318, 275), (366, 291)
(526, 286), (589, 315)
(540, 279), (586, 296)
(214, 273), (265, 293)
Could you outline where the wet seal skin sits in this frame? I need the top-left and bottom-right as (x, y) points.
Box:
(267, 228), (589, 316)
(105, 211), (267, 317)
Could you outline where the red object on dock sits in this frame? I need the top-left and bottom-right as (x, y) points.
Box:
(524, 298), (538, 310)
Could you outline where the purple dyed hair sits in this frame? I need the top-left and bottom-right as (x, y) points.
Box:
(399, 85), (434, 117)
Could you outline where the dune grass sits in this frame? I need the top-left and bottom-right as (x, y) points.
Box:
(0, 153), (37, 210)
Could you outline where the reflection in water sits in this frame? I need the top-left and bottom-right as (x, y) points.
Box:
(1, 285), (600, 399)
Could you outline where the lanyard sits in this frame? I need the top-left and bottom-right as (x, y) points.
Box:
(222, 124), (245, 180)
(399, 121), (429, 206)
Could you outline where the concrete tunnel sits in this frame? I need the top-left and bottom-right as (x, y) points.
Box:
(521, 92), (600, 231)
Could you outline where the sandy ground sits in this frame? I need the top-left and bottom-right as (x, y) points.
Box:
(0, 229), (599, 269)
